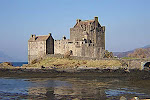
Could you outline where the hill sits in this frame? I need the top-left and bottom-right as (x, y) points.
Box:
(128, 48), (150, 58)
(113, 45), (150, 58)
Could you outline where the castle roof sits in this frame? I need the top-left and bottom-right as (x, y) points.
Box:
(80, 20), (94, 25)
(73, 17), (101, 28)
(28, 35), (50, 42)
(74, 20), (94, 27)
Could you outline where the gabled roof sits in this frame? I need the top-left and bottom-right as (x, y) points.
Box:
(28, 35), (50, 42)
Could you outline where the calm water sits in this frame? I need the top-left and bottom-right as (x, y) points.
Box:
(11, 62), (28, 66)
(0, 76), (150, 100)
(0, 62), (28, 66)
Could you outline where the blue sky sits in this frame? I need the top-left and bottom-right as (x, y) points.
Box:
(0, 0), (150, 61)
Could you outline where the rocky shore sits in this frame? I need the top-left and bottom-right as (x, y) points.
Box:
(0, 57), (150, 78)
(0, 66), (150, 79)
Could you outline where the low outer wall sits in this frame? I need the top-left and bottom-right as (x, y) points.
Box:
(122, 59), (150, 70)
(128, 60), (142, 69)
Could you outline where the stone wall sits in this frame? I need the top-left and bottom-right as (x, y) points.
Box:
(54, 39), (105, 58)
(46, 36), (54, 54)
(28, 41), (46, 63)
(70, 17), (105, 50)
(70, 28), (84, 41)
(81, 44), (104, 58)
(54, 39), (74, 55)
(96, 26), (105, 48)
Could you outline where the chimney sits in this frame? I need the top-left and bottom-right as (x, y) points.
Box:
(94, 16), (98, 26)
(49, 33), (52, 36)
(62, 36), (66, 40)
(31, 34), (36, 41)
(31, 34), (33, 38)
(76, 19), (81, 24)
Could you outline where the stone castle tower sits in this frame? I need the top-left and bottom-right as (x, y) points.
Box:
(54, 17), (105, 58)
(28, 17), (105, 63)
(28, 33), (54, 63)
(70, 17), (105, 48)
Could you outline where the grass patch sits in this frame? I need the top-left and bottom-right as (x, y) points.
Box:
(121, 57), (138, 59)
(27, 57), (122, 69)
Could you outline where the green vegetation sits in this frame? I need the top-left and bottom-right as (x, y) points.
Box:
(121, 57), (139, 59)
(104, 50), (113, 58)
(27, 57), (122, 69)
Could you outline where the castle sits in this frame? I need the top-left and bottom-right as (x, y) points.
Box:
(28, 17), (105, 63)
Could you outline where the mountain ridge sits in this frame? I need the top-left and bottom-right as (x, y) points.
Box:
(113, 44), (150, 58)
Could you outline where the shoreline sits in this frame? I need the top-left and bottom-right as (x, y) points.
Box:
(0, 67), (150, 79)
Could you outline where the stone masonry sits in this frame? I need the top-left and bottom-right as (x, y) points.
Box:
(28, 17), (105, 63)
(28, 33), (54, 63)
(54, 17), (105, 58)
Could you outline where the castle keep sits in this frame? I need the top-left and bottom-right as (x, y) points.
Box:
(28, 17), (105, 63)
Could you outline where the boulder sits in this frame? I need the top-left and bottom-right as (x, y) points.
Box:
(0, 62), (13, 66)
(120, 96), (127, 100)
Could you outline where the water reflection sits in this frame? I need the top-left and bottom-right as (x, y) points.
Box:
(0, 76), (150, 99)
(27, 78), (108, 99)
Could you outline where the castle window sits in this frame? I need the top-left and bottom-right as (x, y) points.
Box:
(89, 44), (90, 46)
(84, 24), (86, 31)
(68, 42), (73, 44)
(90, 40), (92, 43)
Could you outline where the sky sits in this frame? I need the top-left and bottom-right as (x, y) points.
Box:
(0, 0), (150, 61)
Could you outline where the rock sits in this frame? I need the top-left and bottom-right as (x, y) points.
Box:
(120, 96), (127, 100)
(64, 50), (72, 58)
(41, 66), (45, 69)
(130, 97), (140, 100)
(0, 62), (13, 66)
(77, 66), (87, 69)
(46, 90), (55, 100)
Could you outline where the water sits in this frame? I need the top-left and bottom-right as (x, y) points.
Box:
(0, 62), (28, 66)
(11, 62), (28, 66)
(0, 76), (150, 100)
